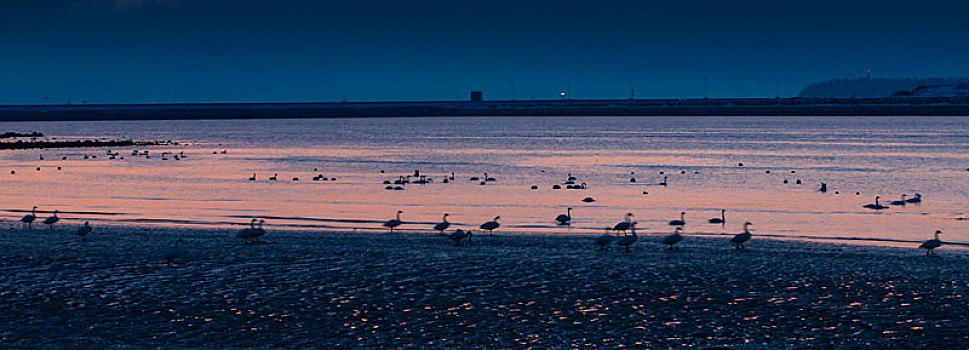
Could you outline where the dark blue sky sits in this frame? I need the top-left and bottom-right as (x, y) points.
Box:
(1, 0), (967, 104)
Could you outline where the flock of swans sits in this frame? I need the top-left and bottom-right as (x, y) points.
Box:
(8, 159), (953, 267)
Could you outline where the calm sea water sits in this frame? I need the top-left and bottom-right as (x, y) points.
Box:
(1, 116), (967, 246)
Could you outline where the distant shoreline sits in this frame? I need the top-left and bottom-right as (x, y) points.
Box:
(0, 139), (176, 150)
(1, 96), (969, 121)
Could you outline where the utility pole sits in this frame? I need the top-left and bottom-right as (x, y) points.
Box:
(509, 81), (515, 101)
(700, 77), (708, 99)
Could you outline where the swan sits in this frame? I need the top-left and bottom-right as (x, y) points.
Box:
(662, 227), (684, 250)
(862, 196), (889, 210)
(555, 207), (572, 225)
(248, 173), (256, 181)
(594, 227), (616, 250)
(20, 206), (37, 229)
(905, 193), (922, 203)
(446, 229), (472, 246)
(731, 222), (753, 250)
(161, 239), (186, 267)
(434, 213), (451, 235)
(612, 213), (634, 234)
(480, 216), (500, 235)
(269, 173), (278, 181)
(659, 176), (668, 186)
(708, 209), (725, 224)
(919, 230), (943, 256)
(237, 219), (258, 243)
(43, 210), (60, 229)
(384, 211), (404, 232)
(889, 194), (907, 206)
(616, 222), (639, 252)
(567, 173), (577, 182)
(252, 219), (266, 241)
(76, 221), (93, 242)
(485, 173), (496, 182)
(668, 212), (686, 226)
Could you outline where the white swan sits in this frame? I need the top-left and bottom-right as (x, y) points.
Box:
(384, 211), (403, 232)
(555, 207), (572, 225)
(76, 221), (93, 242)
(480, 216), (500, 235)
(434, 213), (451, 235)
(708, 209), (725, 224)
(668, 212), (686, 226)
(20, 206), (37, 229)
(612, 213), (633, 234)
(730, 222), (753, 250)
(662, 227), (684, 250)
(919, 230), (943, 256)
(43, 210), (59, 229)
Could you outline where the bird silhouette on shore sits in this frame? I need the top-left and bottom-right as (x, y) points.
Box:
(76, 221), (92, 242)
(43, 210), (59, 229)
(594, 227), (616, 250)
(919, 230), (943, 256)
(384, 211), (403, 233)
(480, 216), (500, 235)
(20, 206), (37, 229)
(612, 213), (634, 235)
(731, 222), (753, 250)
(663, 227), (684, 250)
(616, 222), (639, 252)
(161, 239), (186, 267)
(446, 229), (472, 246)
(434, 213), (451, 235)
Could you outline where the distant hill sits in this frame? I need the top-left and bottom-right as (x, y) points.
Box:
(892, 84), (969, 98)
(798, 77), (969, 98)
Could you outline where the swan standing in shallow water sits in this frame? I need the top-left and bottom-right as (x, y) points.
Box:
(616, 222), (638, 252)
(43, 210), (60, 229)
(862, 196), (889, 210)
(731, 222), (753, 250)
(384, 211), (403, 233)
(555, 207), (572, 225)
(480, 216), (500, 235)
(21, 206), (37, 229)
(668, 212), (686, 226)
(612, 213), (634, 235)
(446, 229), (472, 246)
(708, 209), (725, 224)
(662, 227), (684, 250)
(919, 230), (943, 256)
(434, 213), (451, 235)
(76, 221), (93, 242)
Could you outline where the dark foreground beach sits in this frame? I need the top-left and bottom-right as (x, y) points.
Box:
(1, 223), (967, 349)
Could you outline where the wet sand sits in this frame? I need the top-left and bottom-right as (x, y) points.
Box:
(1, 222), (967, 349)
